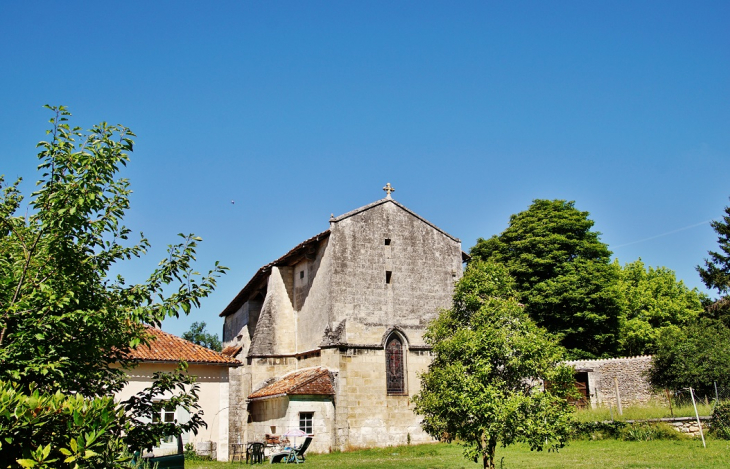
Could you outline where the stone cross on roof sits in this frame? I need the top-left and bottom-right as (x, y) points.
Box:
(383, 182), (395, 199)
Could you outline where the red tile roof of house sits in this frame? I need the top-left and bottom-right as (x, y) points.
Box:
(125, 326), (241, 366)
(248, 367), (334, 400)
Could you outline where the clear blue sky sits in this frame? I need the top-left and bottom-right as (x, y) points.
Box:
(1, 1), (728, 339)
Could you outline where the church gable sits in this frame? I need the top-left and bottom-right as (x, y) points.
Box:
(327, 198), (463, 346)
(221, 194), (464, 356)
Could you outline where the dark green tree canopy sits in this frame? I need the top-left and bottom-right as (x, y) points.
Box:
(698, 201), (730, 295)
(471, 199), (620, 358)
(649, 319), (730, 397)
(471, 200), (612, 291)
(698, 201), (730, 326)
(414, 261), (575, 469)
(182, 321), (222, 352)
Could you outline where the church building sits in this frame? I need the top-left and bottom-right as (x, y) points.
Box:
(220, 185), (467, 452)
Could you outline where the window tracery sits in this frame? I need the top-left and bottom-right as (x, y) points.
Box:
(386, 335), (405, 395)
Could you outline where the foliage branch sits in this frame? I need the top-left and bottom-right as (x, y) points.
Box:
(182, 321), (222, 352)
(413, 261), (576, 469)
(0, 106), (227, 467)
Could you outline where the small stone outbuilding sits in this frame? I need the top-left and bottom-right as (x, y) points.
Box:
(566, 355), (654, 408)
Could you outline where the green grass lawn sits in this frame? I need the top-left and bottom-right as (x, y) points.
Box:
(187, 439), (730, 469)
(573, 402), (714, 422)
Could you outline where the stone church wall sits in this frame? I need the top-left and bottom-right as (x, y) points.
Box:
(329, 202), (462, 347)
(221, 198), (464, 452)
(295, 238), (335, 352)
(330, 347), (435, 450)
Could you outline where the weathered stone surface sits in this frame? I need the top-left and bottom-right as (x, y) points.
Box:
(566, 356), (654, 408)
(220, 197), (464, 453)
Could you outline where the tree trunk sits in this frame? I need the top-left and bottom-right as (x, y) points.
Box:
(483, 438), (497, 469)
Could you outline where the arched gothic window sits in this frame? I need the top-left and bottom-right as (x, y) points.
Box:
(386, 335), (405, 395)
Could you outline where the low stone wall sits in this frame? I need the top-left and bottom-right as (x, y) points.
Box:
(566, 356), (654, 408)
(627, 417), (710, 438)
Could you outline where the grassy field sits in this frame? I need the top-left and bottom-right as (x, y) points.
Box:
(573, 401), (714, 422)
(187, 439), (730, 469)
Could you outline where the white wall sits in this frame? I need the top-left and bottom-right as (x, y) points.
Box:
(116, 363), (232, 461)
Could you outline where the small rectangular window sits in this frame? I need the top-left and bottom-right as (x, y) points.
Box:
(385, 271), (392, 284)
(153, 403), (176, 443)
(299, 270), (304, 279)
(384, 238), (391, 245)
(299, 412), (314, 434)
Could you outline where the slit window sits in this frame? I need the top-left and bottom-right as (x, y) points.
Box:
(299, 270), (304, 280)
(385, 271), (392, 284)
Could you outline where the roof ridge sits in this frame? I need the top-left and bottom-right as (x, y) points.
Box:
(127, 326), (240, 365)
(331, 198), (460, 242)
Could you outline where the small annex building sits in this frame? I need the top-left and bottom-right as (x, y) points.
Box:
(220, 187), (467, 452)
(116, 326), (241, 461)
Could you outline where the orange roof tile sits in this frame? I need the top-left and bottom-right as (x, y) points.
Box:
(248, 367), (334, 400)
(221, 344), (243, 357)
(125, 326), (241, 366)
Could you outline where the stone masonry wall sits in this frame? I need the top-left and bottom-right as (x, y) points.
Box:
(296, 238), (335, 352)
(332, 347), (435, 450)
(566, 356), (654, 408)
(329, 200), (462, 347)
(221, 197), (464, 452)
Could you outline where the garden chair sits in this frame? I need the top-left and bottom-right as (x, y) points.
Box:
(269, 437), (312, 464)
(246, 442), (266, 464)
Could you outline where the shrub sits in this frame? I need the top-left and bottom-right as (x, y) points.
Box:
(709, 401), (730, 439)
(0, 381), (129, 468)
(620, 422), (684, 441)
(184, 442), (212, 461)
(571, 421), (627, 440)
(571, 420), (685, 441)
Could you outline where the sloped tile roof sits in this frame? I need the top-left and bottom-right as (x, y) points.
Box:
(248, 367), (334, 400)
(125, 326), (241, 366)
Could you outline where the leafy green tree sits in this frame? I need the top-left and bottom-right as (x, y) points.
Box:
(614, 259), (705, 356)
(698, 200), (730, 323)
(0, 106), (226, 466)
(648, 319), (730, 397)
(413, 261), (576, 469)
(471, 200), (621, 358)
(182, 321), (222, 352)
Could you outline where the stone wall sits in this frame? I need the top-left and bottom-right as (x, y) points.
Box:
(665, 417), (709, 437)
(331, 346), (435, 450)
(296, 238), (334, 352)
(566, 356), (654, 408)
(329, 200), (462, 347)
(247, 395), (335, 454)
(220, 197), (464, 453)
